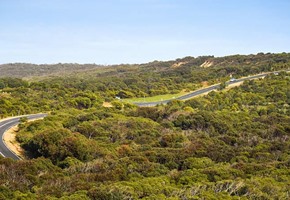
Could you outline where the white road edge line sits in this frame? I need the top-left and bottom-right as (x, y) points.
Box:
(1, 121), (22, 160)
(0, 120), (19, 129)
(0, 114), (47, 160)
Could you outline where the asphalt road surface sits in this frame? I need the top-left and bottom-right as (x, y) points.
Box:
(134, 71), (287, 107)
(0, 113), (47, 160)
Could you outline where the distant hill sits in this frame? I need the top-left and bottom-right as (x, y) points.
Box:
(0, 57), (289, 199)
(1, 52), (290, 79)
(0, 63), (105, 78)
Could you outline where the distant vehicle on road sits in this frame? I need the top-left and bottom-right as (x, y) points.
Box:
(229, 78), (236, 82)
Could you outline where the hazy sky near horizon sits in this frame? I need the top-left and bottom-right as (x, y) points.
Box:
(1, 0), (290, 64)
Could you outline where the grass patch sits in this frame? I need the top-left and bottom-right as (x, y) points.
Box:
(122, 91), (190, 103)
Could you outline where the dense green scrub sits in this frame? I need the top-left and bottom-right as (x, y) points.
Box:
(0, 71), (289, 199)
(1, 53), (290, 114)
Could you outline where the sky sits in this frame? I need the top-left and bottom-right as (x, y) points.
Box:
(1, 0), (290, 64)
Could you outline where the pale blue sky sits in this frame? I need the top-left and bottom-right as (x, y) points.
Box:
(1, 0), (290, 64)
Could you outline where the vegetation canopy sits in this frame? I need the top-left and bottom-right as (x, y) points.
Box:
(0, 53), (289, 199)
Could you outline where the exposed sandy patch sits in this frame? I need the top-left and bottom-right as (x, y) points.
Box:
(103, 102), (113, 107)
(200, 61), (214, 68)
(171, 61), (188, 68)
(201, 81), (209, 87)
(0, 92), (11, 98)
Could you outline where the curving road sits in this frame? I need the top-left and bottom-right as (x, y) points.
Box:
(0, 113), (47, 160)
(134, 70), (289, 107)
(1, 70), (289, 159)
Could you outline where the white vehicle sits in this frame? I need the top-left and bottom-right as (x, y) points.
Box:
(229, 78), (236, 82)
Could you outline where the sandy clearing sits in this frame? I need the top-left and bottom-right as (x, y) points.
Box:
(201, 81), (209, 87)
(103, 102), (113, 107)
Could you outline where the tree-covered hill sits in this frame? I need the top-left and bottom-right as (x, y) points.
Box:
(1, 52), (290, 80)
(0, 63), (105, 79)
(1, 53), (289, 105)
(0, 69), (289, 199)
(0, 53), (289, 199)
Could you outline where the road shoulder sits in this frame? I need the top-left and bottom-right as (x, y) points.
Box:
(3, 125), (25, 159)
(2, 117), (45, 160)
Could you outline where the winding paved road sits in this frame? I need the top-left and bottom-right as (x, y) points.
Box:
(0, 113), (47, 160)
(1, 70), (289, 160)
(134, 70), (289, 107)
